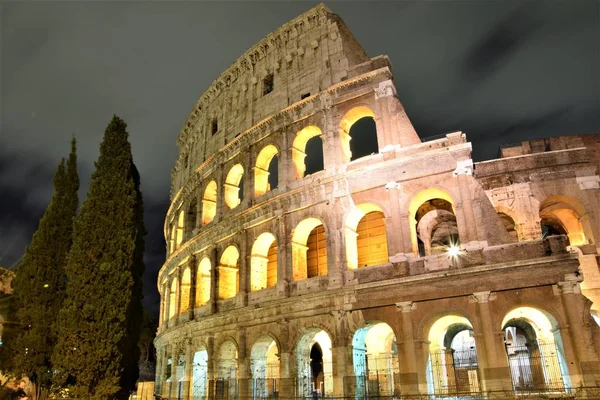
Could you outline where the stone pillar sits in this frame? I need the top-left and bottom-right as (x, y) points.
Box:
(278, 320), (294, 398)
(185, 340), (194, 399)
(276, 215), (290, 297)
(164, 282), (171, 328)
(155, 347), (163, 396)
(396, 301), (420, 395)
(556, 279), (585, 387)
(237, 231), (248, 307)
(387, 185), (408, 255)
(454, 166), (478, 243)
(472, 291), (512, 392)
(209, 247), (218, 314)
(237, 328), (250, 400)
(187, 255), (197, 320)
(170, 346), (179, 398)
(206, 336), (216, 400)
(215, 162), (224, 224)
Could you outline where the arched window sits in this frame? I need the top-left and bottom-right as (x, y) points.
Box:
(224, 164), (244, 209)
(186, 199), (197, 240)
(202, 181), (217, 225)
(291, 218), (327, 280)
(502, 307), (569, 392)
(345, 204), (389, 269)
(427, 315), (481, 396)
(255, 145), (279, 197)
(539, 196), (590, 246)
(176, 210), (185, 248)
(218, 246), (239, 300)
(250, 232), (277, 291)
(340, 106), (378, 162)
(292, 126), (324, 180)
(250, 337), (280, 398)
(168, 277), (178, 319)
(195, 257), (211, 307)
(180, 267), (191, 314)
(408, 189), (458, 257)
(352, 322), (398, 398)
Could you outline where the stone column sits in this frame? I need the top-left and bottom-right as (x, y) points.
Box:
(164, 283), (171, 328)
(396, 301), (420, 395)
(187, 255), (197, 320)
(170, 346), (179, 398)
(185, 340), (194, 399)
(237, 328), (250, 400)
(472, 291), (512, 392)
(277, 319), (294, 398)
(155, 347), (163, 396)
(276, 215), (290, 297)
(387, 185), (408, 255)
(454, 168), (479, 243)
(556, 279), (585, 387)
(215, 162), (224, 224)
(237, 230), (248, 307)
(209, 247), (218, 314)
(207, 336), (216, 399)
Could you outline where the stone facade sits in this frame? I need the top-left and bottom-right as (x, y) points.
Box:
(155, 4), (600, 399)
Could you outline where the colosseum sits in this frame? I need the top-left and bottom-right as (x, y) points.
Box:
(155, 4), (600, 399)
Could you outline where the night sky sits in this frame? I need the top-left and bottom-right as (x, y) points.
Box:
(1, 1), (598, 317)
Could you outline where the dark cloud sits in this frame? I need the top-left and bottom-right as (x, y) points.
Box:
(1, 1), (598, 318)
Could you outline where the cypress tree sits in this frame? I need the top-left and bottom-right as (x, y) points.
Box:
(8, 139), (79, 387)
(52, 116), (145, 399)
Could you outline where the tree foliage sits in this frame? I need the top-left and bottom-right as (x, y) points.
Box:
(52, 116), (145, 399)
(3, 139), (79, 386)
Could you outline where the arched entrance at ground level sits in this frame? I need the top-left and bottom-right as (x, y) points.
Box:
(250, 336), (280, 399)
(216, 340), (239, 400)
(352, 322), (398, 398)
(296, 329), (333, 397)
(427, 315), (481, 396)
(502, 307), (570, 392)
(192, 348), (208, 400)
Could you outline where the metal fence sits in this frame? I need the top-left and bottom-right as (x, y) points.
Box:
(506, 342), (568, 394)
(428, 348), (481, 397)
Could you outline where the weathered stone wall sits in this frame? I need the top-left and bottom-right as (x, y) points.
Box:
(155, 4), (600, 399)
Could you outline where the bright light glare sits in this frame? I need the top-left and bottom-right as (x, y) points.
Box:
(447, 245), (460, 257)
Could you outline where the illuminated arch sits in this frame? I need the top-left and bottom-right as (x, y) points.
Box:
(426, 315), (481, 396)
(192, 345), (209, 399)
(195, 257), (211, 307)
(339, 106), (377, 162)
(168, 277), (178, 319)
(224, 164), (245, 210)
(539, 196), (590, 246)
(250, 336), (280, 397)
(345, 203), (389, 269)
(180, 266), (191, 314)
(498, 212), (519, 243)
(292, 126), (323, 179)
(250, 232), (277, 291)
(291, 218), (327, 280)
(502, 307), (570, 391)
(202, 180), (217, 225)
(217, 340), (238, 380)
(352, 322), (398, 397)
(407, 188), (457, 256)
(296, 329), (333, 397)
(218, 246), (240, 299)
(254, 145), (279, 197)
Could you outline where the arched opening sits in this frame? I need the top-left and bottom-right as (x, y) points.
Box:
(250, 336), (280, 399)
(502, 307), (570, 393)
(292, 126), (323, 179)
(345, 203), (389, 270)
(192, 347), (209, 400)
(168, 277), (178, 319)
(340, 106), (377, 162)
(292, 218), (327, 281)
(186, 199), (197, 240)
(539, 196), (591, 246)
(176, 210), (185, 249)
(250, 232), (278, 291)
(195, 257), (211, 307)
(202, 181), (217, 225)
(255, 145), (279, 197)
(427, 315), (481, 396)
(224, 164), (244, 210)
(408, 189), (458, 257)
(296, 329), (333, 397)
(352, 322), (398, 398)
(180, 266), (191, 314)
(218, 246), (239, 300)
(498, 212), (519, 243)
(216, 340), (238, 400)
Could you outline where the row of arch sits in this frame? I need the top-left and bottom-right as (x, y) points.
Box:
(159, 306), (574, 398)
(168, 105), (381, 255)
(162, 192), (595, 323)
